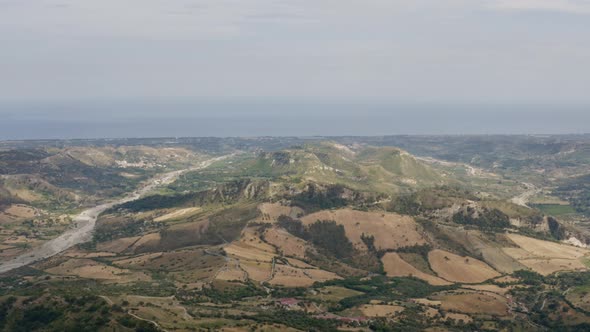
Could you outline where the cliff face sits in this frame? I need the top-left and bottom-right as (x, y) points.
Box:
(208, 179), (270, 202)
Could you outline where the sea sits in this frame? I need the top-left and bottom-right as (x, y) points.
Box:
(0, 100), (588, 140)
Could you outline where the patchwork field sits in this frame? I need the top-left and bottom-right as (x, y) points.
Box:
(153, 207), (201, 222)
(502, 233), (589, 275)
(215, 259), (248, 282)
(96, 236), (141, 253)
(257, 203), (304, 222)
(300, 209), (425, 251)
(112, 252), (163, 268)
(224, 229), (276, 262)
(263, 227), (308, 258)
(285, 257), (315, 269)
(129, 233), (162, 253)
(216, 226), (341, 286)
(518, 258), (587, 275)
(113, 249), (225, 275)
(381, 252), (451, 286)
(62, 250), (117, 259)
(2, 204), (40, 219)
(4, 187), (44, 202)
(359, 304), (405, 318)
(269, 264), (340, 287)
(0, 203), (71, 256)
(108, 295), (195, 330)
(507, 233), (588, 259)
(443, 313), (473, 323)
(433, 291), (509, 316)
(308, 286), (364, 302)
(410, 298), (476, 324)
(45, 258), (150, 282)
(4, 139), (590, 331)
(240, 259), (272, 282)
(463, 284), (510, 295)
(441, 229), (525, 273)
(428, 249), (500, 283)
(478, 247), (526, 274)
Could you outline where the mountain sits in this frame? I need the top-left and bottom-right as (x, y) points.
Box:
(1, 137), (590, 331)
(197, 142), (448, 194)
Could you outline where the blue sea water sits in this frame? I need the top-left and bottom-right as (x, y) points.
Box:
(0, 100), (588, 140)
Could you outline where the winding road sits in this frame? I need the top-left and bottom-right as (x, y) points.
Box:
(0, 156), (228, 274)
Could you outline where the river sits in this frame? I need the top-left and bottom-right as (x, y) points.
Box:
(0, 156), (227, 274)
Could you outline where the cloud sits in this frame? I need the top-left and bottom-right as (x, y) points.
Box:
(488, 0), (590, 14)
(0, 1), (479, 42)
(0, 0), (295, 40)
(0, 1), (589, 103)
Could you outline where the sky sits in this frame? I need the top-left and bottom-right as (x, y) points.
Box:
(0, 0), (590, 138)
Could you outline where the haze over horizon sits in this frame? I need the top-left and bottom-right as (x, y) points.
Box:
(1, 100), (589, 140)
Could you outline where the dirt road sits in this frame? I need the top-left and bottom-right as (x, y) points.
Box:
(510, 182), (540, 208)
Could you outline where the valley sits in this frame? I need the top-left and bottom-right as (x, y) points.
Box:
(0, 156), (227, 273)
(1, 136), (590, 331)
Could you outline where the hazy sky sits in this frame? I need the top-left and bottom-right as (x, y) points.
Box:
(0, 1), (590, 138)
(1, 0), (589, 103)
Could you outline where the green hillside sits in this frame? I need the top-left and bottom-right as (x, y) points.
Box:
(180, 142), (449, 194)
